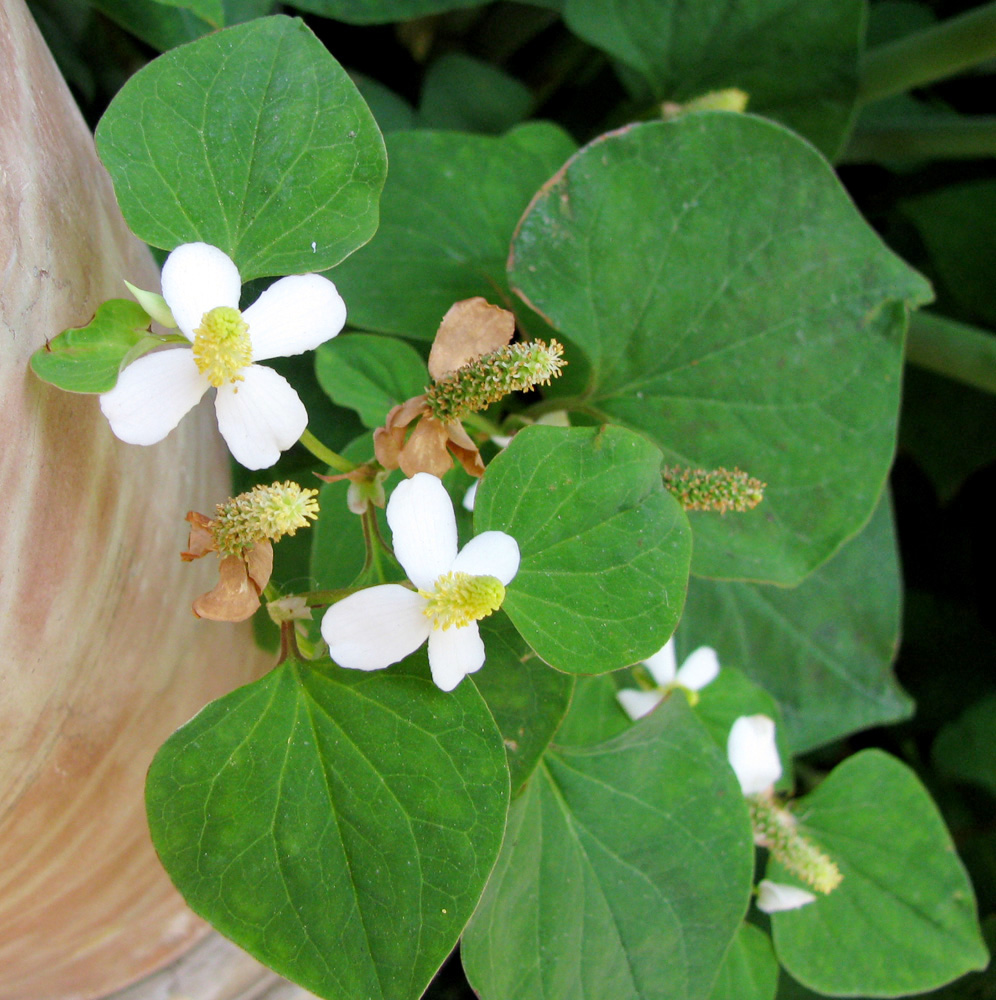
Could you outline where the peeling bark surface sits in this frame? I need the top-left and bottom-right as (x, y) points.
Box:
(0, 3), (271, 997)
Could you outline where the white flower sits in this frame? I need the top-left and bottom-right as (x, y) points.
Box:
(462, 479), (479, 511)
(616, 638), (721, 720)
(321, 473), (520, 691)
(100, 242), (346, 470)
(727, 714), (782, 796)
(755, 879), (817, 913)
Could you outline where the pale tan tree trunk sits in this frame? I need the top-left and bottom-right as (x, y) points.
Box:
(0, 3), (284, 997)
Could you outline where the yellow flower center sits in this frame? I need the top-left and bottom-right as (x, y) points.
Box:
(420, 572), (505, 630)
(192, 306), (252, 387)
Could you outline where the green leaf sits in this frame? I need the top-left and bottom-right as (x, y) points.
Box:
(315, 333), (428, 428)
(679, 496), (911, 752)
(900, 365), (996, 501)
(146, 655), (509, 1000)
(553, 673), (631, 748)
(153, 0), (224, 27)
(679, 497), (910, 752)
(418, 54), (532, 135)
(285, 0), (488, 24)
(902, 180), (996, 328)
(351, 72), (415, 134)
(474, 425), (692, 674)
(769, 750), (989, 996)
(472, 614), (573, 794)
(709, 923), (779, 1000)
(462, 695), (755, 1000)
(95, 16), (387, 280)
(29, 299), (159, 393)
(91, 0), (214, 49)
(328, 123), (576, 340)
(93, 0), (274, 49)
(933, 692), (996, 797)
(560, 0), (863, 157)
(509, 115), (931, 584)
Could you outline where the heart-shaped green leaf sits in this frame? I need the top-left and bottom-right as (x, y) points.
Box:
(30, 299), (160, 393)
(679, 496), (911, 752)
(708, 923), (778, 1000)
(146, 656), (509, 1000)
(95, 16), (387, 280)
(769, 750), (988, 996)
(561, 0), (863, 157)
(418, 54), (532, 135)
(472, 614), (573, 794)
(474, 425), (692, 674)
(462, 695), (754, 1000)
(315, 333), (428, 428)
(509, 115), (931, 584)
(328, 124), (576, 340)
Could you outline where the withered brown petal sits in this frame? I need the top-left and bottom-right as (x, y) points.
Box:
(446, 421), (486, 477)
(399, 417), (453, 478)
(428, 297), (515, 380)
(191, 554), (261, 622)
(387, 394), (430, 431)
(373, 424), (404, 470)
(181, 511), (217, 561)
(245, 540), (274, 592)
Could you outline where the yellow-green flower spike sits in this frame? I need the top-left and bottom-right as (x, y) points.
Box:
(420, 572), (505, 630)
(426, 339), (566, 422)
(211, 481), (320, 556)
(748, 795), (843, 895)
(193, 306), (252, 387)
(663, 465), (766, 513)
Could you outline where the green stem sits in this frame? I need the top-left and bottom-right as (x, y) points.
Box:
(841, 115), (996, 161)
(298, 428), (354, 473)
(860, 2), (996, 104)
(906, 311), (996, 394)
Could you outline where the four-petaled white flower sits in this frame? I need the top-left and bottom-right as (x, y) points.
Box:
(100, 242), (346, 470)
(321, 472), (520, 691)
(755, 879), (817, 914)
(617, 638), (720, 720)
(727, 713), (782, 796)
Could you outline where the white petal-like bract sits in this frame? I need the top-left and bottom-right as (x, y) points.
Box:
(642, 638), (677, 686)
(676, 646), (721, 691)
(387, 473), (458, 590)
(214, 365), (308, 470)
(99, 348), (209, 445)
(160, 242), (241, 340)
(451, 530), (520, 586)
(427, 623), (485, 691)
(756, 880), (817, 913)
(727, 714), (783, 796)
(322, 585), (431, 671)
(243, 274), (347, 362)
(617, 688), (665, 721)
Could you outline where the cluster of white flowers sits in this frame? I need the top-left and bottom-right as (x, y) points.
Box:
(101, 242), (346, 470)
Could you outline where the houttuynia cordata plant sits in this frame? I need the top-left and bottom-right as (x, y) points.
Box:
(30, 2), (996, 998)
